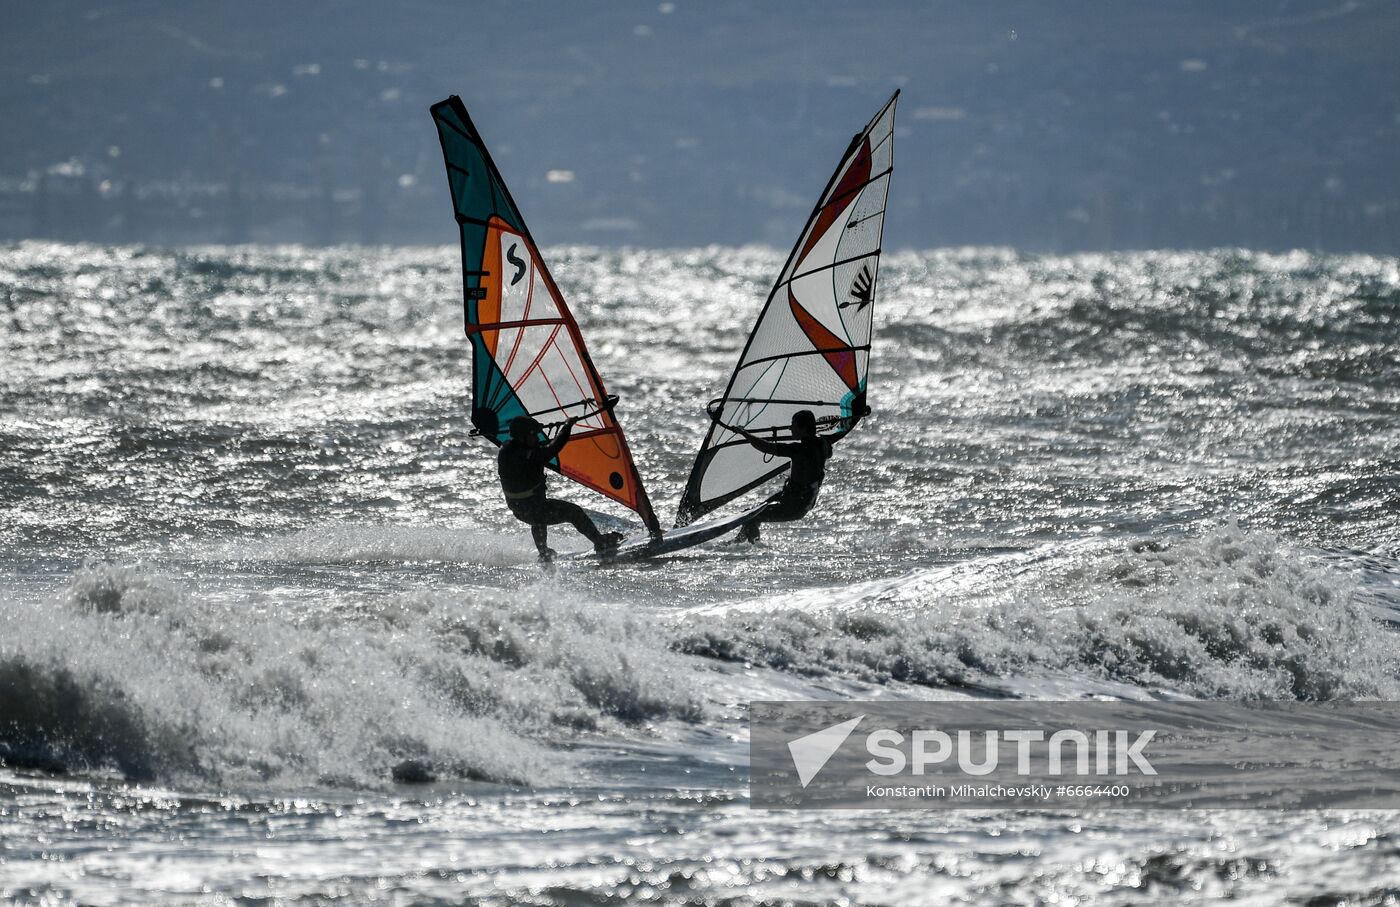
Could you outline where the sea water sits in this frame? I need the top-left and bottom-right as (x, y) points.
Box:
(1, 242), (1398, 904)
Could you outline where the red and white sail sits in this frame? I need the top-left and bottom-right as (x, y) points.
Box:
(677, 92), (898, 525)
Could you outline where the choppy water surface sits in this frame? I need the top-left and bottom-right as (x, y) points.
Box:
(2, 242), (1399, 904)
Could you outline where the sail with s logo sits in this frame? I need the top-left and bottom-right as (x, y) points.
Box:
(430, 96), (660, 533)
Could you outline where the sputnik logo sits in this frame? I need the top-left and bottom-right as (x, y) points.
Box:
(787, 715), (864, 788)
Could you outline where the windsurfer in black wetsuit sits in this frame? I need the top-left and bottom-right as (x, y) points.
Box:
(498, 415), (623, 561)
(731, 410), (834, 543)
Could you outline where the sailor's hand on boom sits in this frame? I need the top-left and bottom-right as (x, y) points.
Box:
(545, 416), (581, 456)
(556, 415), (582, 440)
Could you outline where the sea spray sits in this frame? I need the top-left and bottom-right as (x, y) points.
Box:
(207, 523), (537, 566)
(672, 524), (1400, 700)
(0, 564), (703, 786)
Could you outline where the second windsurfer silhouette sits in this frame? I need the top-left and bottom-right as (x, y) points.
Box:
(729, 410), (839, 544)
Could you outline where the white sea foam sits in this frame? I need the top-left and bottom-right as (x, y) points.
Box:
(10, 525), (1382, 790)
(204, 524), (538, 566)
(0, 564), (703, 787)
(673, 524), (1400, 701)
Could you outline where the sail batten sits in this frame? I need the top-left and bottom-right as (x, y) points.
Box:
(431, 95), (660, 534)
(782, 249), (884, 286)
(676, 92), (898, 526)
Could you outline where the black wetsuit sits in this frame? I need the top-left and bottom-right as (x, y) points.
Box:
(497, 423), (604, 552)
(748, 435), (834, 525)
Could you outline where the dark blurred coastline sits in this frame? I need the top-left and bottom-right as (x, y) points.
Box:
(3, 0), (1397, 253)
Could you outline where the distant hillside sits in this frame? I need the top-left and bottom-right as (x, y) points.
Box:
(2, 0), (1397, 252)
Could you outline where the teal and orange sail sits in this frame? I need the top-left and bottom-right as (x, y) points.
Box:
(431, 96), (659, 533)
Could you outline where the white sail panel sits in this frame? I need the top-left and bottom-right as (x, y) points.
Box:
(483, 224), (612, 442)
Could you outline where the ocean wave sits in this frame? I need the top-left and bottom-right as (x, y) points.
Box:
(673, 524), (1400, 700)
(0, 564), (702, 787)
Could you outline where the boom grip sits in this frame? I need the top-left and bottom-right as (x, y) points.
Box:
(469, 394), (620, 437)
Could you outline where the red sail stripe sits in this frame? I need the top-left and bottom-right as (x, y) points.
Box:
(789, 289), (859, 390)
(796, 137), (872, 266)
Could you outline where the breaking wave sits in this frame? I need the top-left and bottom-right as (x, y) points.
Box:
(674, 524), (1400, 700)
(0, 564), (701, 786)
(3, 525), (1396, 789)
